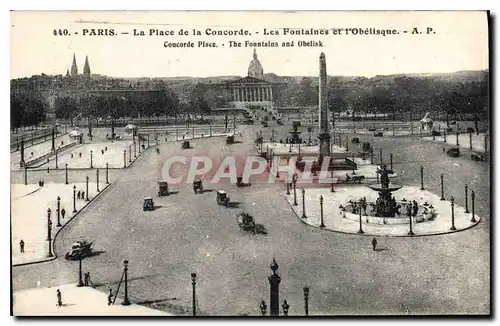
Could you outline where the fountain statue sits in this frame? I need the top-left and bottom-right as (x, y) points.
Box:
(368, 164), (402, 217)
(288, 121), (303, 144)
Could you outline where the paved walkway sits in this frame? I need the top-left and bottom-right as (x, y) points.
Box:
(13, 283), (171, 316)
(11, 182), (109, 266)
(422, 133), (489, 153)
(285, 185), (481, 236)
(10, 134), (71, 170)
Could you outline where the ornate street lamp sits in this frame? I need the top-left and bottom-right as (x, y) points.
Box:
(76, 253), (84, 287)
(90, 150), (93, 169)
(122, 260), (131, 306)
(301, 188), (307, 219)
(471, 191), (476, 223)
(319, 195), (325, 228)
(46, 208), (53, 257)
(450, 196), (456, 230)
(191, 272), (197, 316)
(56, 196), (62, 227)
(65, 163), (69, 184)
(303, 286), (309, 316)
(85, 176), (89, 201)
(73, 185), (77, 213)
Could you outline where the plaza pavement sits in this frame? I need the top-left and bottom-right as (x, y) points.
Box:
(11, 182), (110, 266)
(422, 132), (489, 153)
(13, 283), (171, 316)
(12, 121), (490, 315)
(10, 134), (71, 170)
(285, 185), (481, 236)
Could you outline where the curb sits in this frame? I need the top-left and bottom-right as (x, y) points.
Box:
(12, 182), (113, 268)
(284, 193), (482, 238)
(12, 186), (42, 200)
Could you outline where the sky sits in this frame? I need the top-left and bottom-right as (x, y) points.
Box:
(10, 11), (489, 79)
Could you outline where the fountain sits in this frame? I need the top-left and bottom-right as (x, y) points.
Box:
(367, 164), (403, 217)
(288, 121), (303, 144)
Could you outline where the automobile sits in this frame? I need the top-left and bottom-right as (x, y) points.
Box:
(65, 241), (93, 260)
(216, 190), (230, 206)
(374, 132), (383, 137)
(226, 134), (235, 144)
(446, 147), (460, 157)
(193, 180), (203, 194)
(143, 197), (154, 211)
(351, 137), (360, 144)
(237, 213), (267, 234)
(431, 130), (441, 136)
(181, 140), (190, 149)
(466, 127), (475, 134)
(158, 181), (169, 196)
(261, 121), (268, 127)
(276, 119), (283, 125)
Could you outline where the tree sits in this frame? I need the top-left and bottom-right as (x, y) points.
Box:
(10, 90), (47, 128)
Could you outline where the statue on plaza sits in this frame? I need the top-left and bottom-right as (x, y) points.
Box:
(379, 164), (390, 189)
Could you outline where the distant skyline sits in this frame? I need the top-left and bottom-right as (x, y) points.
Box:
(11, 11), (489, 79)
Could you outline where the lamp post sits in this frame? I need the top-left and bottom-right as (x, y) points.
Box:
(129, 145), (132, 162)
(106, 163), (109, 184)
(390, 153), (393, 171)
(73, 185), (77, 213)
(440, 174), (445, 200)
(56, 196), (62, 227)
(282, 300), (290, 316)
(330, 170), (335, 192)
(456, 131), (459, 146)
(122, 260), (131, 306)
(46, 208), (53, 257)
(408, 202), (414, 236)
(450, 196), (456, 230)
(319, 195), (325, 228)
(65, 163), (69, 184)
(259, 300), (267, 316)
(90, 150), (93, 169)
(379, 149), (383, 165)
(24, 166), (27, 185)
(303, 286), (309, 316)
(301, 188), (307, 219)
(55, 147), (59, 169)
(286, 181), (290, 195)
(464, 184), (470, 213)
(420, 166), (424, 190)
(191, 273), (197, 316)
(293, 179), (298, 206)
(123, 150), (126, 168)
(370, 148), (374, 165)
(77, 254), (84, 287)
(268, 259), (281, 316)
(471, 191), (476, 223)
(358, 202), (364, 234)
(134, 140), (137, 157)
(85, 176), (89, 201)
(444, 130), (447, 142)
(96, 169), (100, 192)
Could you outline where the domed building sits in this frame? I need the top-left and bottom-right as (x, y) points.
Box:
(248, 49), (264, 79)
(221, 49), (277, 112)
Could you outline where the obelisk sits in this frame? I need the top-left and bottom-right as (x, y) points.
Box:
(318, 53), (331, 163)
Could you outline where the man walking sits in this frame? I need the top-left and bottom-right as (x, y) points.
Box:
(56, 289), (62, 307)
(371, 237), (378, 251)
(19, 239), (25, 253)
(61, 208), (66, 219)
(108, 289), (114, 306)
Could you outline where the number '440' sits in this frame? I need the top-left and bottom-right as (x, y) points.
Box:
(53, 29), (69, 36)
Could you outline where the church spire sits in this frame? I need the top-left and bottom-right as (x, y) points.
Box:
(70, 53), (78, 77)
(66, 68), (70, 77)
(253, 48), (257, 60)
(83, 55), (91, 77)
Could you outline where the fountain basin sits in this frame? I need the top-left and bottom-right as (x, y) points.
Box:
(368, 183), (403, 192)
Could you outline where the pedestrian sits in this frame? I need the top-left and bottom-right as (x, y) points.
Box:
(77, 191), (81, 200)
(79, 152), (82, 158)
(81, 191), (85, 199)
(19, 239), (25, 253)
(84, 272), (90, 286)
(412, 200), (418, 217)
(442, 147), (445, 153)
(61, 208), (66, 219)
(372, 237), (378, 251)
(101, 149), (104, 155)
(108, 289), (114, 306)
(56, 289), (62, 307)
(71, 153), (74, 158)
(105, 146), (108, 151)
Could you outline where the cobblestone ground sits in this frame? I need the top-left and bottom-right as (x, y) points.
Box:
(12, 120), (490, 316)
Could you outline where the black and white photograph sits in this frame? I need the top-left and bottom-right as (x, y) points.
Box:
(9, 10), (490, 316)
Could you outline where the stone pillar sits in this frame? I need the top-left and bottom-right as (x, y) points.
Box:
(317, 53), (331, 162)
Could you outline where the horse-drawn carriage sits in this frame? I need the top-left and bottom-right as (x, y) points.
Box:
(216, 190), (230, 206)
(181, 141), (191, 149)
(193, 180), (203, 194)
(158, 181), (169, 196)
(237, 213), (267, 234)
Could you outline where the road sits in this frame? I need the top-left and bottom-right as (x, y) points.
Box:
(12, 121), (490, 316)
